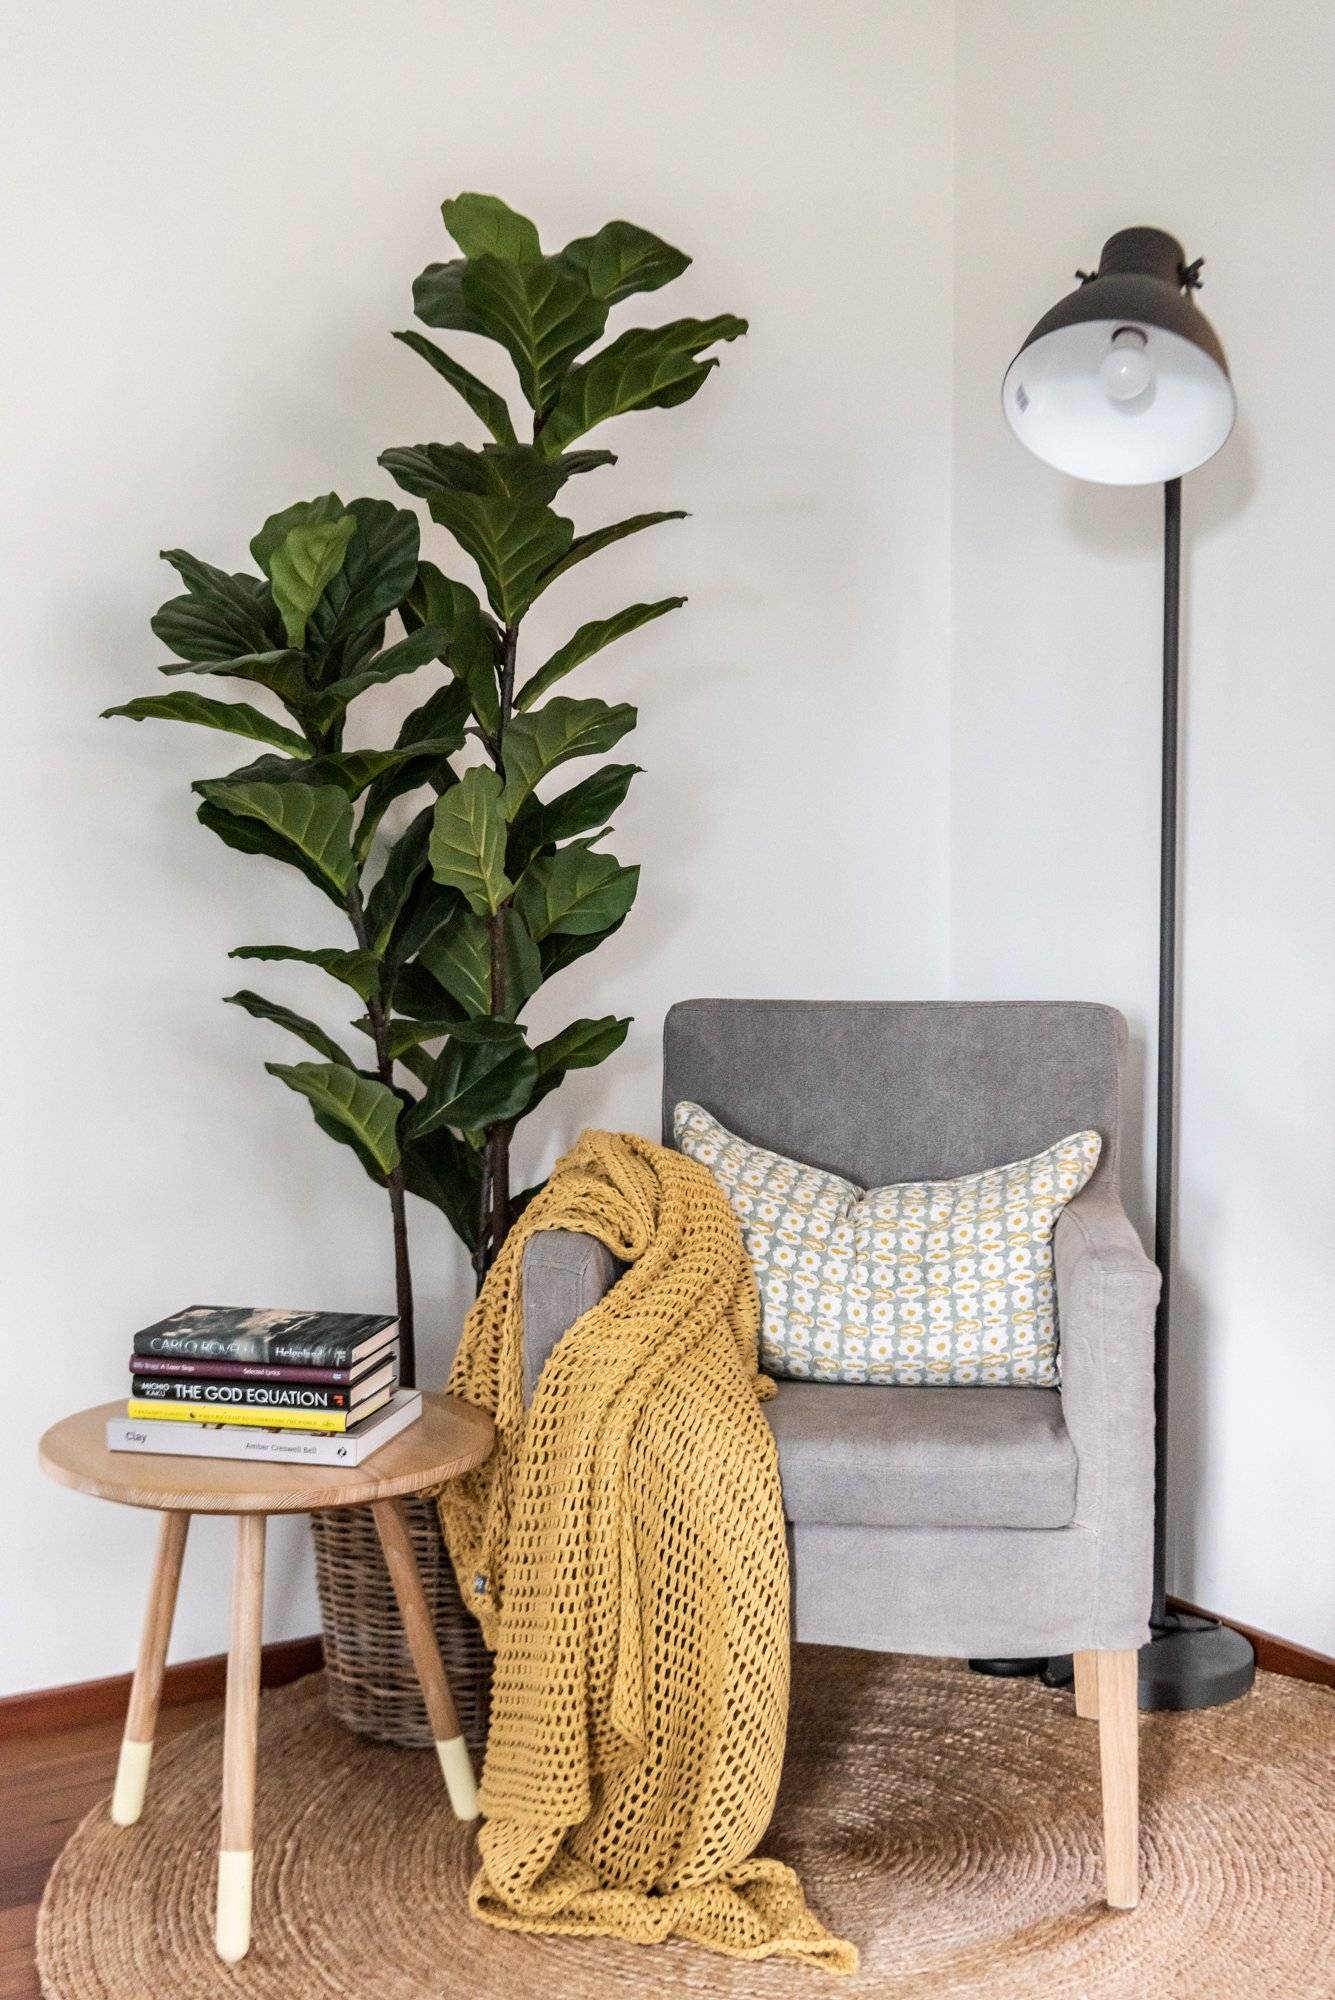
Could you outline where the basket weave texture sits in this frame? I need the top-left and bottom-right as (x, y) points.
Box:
(311, 1495), (492, 1752)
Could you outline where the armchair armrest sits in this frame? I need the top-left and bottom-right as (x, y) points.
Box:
(1054, 1182), (1161, 1643)
(521, 1229), (620, 1402)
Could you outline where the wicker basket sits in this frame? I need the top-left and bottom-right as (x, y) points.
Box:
(311, 1495), (492, 1753)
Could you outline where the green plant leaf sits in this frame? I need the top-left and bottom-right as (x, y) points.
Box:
(405, 1027), (538, 1140)
(515, 598), (684, 711)
(535, 511), (687, 596)
(195, 800), (344, 905)
(299, 748), (425, 797)
(224, 989), (355, 1067)
(539, 914), (629, 981)
(389, 957), (460, 1022)
(250, 495), (347, 573)
(385, 874), (465, 966)
(441, 192), (542, 262)
(507, 762), (640, 872)
(500, 696), (637, 812)
(366, 806), (434, 950)
(193, 780), (356, 895)
(541, 316), (746, 454)
(308, 624), (450, 727)
(420, 489), (573, 625)
(356, 682), (470, 859)
(268, 514), (357, 648)
(152, 553), (281, 661)
(397, 679), (474, 758)
(528, 1013), (631, 1107)
(419, 905), (541, 1019)
(101, 692), (309, 755)
(373, 1016), (460, 1057)
(381, 439), (611, 512)
(310, 498), (421, 663)
(515, 841), (639, 940)
(400, 1124), (483, 1248)
(265, 1060), (402, 1178)
(459, 255), (607, 413)
(403, 563), (501, 739)
(412, 259), (488, 335)
(391, 330), (517, 446)
(229, 946), (381, 1002)
(158, 648), (312, 713)
(560, 220), (691, 304)
(429, 766), (511, 915)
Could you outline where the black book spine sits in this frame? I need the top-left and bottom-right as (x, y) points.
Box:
(131, 1376), (354, 1414)
(133, 1333), (357, 1367)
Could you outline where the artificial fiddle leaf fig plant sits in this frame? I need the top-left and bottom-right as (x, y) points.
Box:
(105, 191), (743, 1384)
(381, 190), (745, 1278)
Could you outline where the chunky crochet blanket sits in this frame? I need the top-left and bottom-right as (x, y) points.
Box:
(439, 1128), (856, 1973)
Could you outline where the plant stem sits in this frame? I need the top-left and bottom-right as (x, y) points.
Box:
(475, 621), (520, 1284)
(346, 884), (416, 1386)
(488, 1122), (512, 1254)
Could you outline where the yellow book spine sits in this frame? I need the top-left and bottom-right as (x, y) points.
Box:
(126, 1399), (352, 1434)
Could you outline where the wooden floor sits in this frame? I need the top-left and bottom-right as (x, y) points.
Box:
(0, 1695), (223, 2000)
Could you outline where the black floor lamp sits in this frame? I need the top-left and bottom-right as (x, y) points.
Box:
(1001, 227), (1255, 1712)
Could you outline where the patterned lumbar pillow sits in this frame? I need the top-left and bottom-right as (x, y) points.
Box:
(673, 1102), (1101, 1387)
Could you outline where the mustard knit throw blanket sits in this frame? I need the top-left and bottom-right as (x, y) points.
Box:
(438, 1129), (857, 1974)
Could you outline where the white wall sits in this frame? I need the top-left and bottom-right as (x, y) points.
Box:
(952, 1), (1335, 1651)
(11, 0), (1332, 1695)
(1, 1), (955, 1693)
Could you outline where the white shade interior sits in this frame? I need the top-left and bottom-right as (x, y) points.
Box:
(1002, 318), (1236, 484)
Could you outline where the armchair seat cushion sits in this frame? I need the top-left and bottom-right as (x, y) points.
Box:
(765, 1381), (1079, 1530)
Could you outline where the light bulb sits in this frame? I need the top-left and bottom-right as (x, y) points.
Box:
(1102, 326), (1153, 403)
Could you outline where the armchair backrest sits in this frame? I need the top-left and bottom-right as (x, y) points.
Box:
(662, 1000), (1126, 1191)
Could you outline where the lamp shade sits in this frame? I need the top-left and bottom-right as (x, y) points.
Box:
(1002, 227), (1234, 485)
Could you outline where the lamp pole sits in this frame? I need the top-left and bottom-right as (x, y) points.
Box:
(1152, 475), (1181, 1629)
(999, 227), (1256, 1709)
(1136, 472), (1256, 1708)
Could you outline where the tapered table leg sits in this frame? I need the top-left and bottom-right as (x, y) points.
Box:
(111, 1510), (190, 1826)
(370, 1498), (479, 1821)
(216, 1513), (265, 1963)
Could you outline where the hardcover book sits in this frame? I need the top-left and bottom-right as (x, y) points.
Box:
(124, 1340), (394, 1387)
(132, 1305), (397, 1369)
(125, 1386), (392, 1434)
(130, 1357), (397, 1416)
(107, 1390), (423, 1467)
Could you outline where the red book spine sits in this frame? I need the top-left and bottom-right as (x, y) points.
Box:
(125, 1353), (358, 1386)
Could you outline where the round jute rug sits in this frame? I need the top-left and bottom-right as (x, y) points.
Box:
(38, 1650), (1335, 1999)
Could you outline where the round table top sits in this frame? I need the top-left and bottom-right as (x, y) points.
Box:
(38, 1393), (493, 1515)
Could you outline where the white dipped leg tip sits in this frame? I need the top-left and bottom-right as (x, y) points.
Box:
(110, 1738), (152, 1826)
(215, 1849), (254, 1962)
(436, 1736), (479, 1821)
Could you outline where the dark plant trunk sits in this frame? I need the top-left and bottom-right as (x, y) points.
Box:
(347, 884), (416, 1382)
(387, 1168), (416, 1387)
(472, 621), (521, 1292)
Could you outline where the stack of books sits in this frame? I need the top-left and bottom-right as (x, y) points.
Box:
(106, 1307), (423, 1466)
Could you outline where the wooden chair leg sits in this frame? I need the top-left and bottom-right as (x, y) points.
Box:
(1096, 1648), (1140, 1909)
(1073, 1648), (1100, 1721)
(216, 1514), (265, 1963)
(371, 1498), (479, 1821)
(111, 1510), (190, 1826)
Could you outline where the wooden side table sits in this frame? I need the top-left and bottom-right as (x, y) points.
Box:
(39, 1392), (494, 1963)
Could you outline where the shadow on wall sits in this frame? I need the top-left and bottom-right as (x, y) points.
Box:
(1163, 1241), (1214, 1604)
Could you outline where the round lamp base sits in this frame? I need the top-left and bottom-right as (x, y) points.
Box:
(1042, 1612), (1256, 1712)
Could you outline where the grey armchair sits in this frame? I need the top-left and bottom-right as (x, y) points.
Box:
(522, 1000), (1159, 1909)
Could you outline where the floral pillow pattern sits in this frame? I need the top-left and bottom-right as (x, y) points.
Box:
(673, 1101), (1101, 1388)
